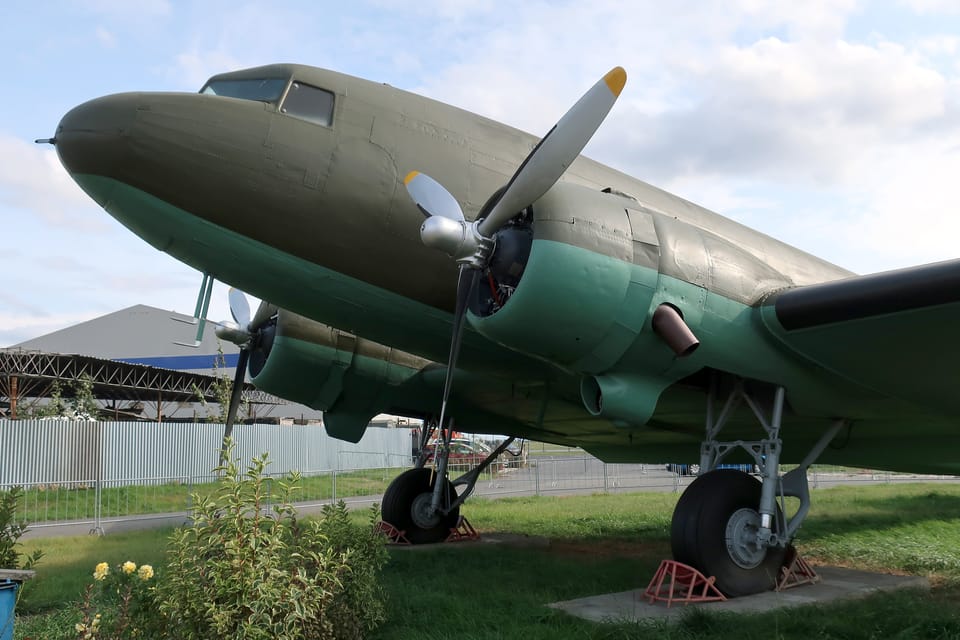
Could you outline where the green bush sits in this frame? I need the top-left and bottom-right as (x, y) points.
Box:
(0, 485), (42, 570)
(154, 450), (388, 639)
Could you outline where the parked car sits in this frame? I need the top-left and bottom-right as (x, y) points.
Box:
(423, 439), (504, 472)
(665, 463), (757, 476)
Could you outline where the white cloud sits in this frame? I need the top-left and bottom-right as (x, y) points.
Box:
(168, 48), (243, 90)
(0, 133), (106, 230)
(95, 26), (116, 48)
(83, 0), (171, 19)
(0, 310), (103, 348)
(898, 0), (960, 14)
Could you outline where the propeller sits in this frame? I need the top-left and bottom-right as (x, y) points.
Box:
(404, 67), (627, 434)
(214, 288), (277, 461)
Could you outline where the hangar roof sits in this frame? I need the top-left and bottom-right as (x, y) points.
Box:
(13, 304), (242, 374)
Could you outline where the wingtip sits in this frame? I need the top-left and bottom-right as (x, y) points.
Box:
(604, 67), (627, 97)
(404, 170), (420, 185)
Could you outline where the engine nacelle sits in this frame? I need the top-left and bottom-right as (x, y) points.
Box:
(468, 182), (659, 371)
(249, 309), (429, 441)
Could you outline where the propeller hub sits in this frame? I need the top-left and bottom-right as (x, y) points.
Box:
(215, 323), (250, 346)
(420, 217), (493, 268)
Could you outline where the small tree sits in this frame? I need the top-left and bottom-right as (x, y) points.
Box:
(70, 374), (99, 420)
(193, 344), (239, 423)
(29, 380), (68, 418)
(22, 376), (98, 420)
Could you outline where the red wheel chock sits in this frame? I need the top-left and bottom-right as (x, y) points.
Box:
(446, 516), (480, 542)
(776, 547), (820, 591)
(642, 560), (727, 607)
(374, 520), (411, 545)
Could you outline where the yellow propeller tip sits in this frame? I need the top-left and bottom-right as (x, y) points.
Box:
(604, 67), (627, 97)
(403, 170), (420, 185)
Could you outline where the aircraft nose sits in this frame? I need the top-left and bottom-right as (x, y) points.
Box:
(55, 93), (139, 185)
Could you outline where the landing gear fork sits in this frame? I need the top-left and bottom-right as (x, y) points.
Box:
(698, 378), (847, 551)
(675, 375), (848, 595)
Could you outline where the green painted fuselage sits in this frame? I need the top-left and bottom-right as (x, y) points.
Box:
(54, 64), (959, 473)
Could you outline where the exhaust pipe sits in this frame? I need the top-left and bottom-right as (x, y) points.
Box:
(652, 304), (700, 357)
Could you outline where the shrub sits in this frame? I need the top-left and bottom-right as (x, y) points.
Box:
(154, 450), (388, 639)
(73, 560), (158, 639)
(0, 486), (42, 570)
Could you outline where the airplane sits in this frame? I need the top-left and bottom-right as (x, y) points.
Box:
(44, 62), (960, 597)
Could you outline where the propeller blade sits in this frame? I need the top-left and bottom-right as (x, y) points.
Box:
(436, 266), (480, 431)
(478, 67), (626, 237)
(404, 171), (466, 221)
(220, 347), (250, 463)
(228, 287), (251, 328)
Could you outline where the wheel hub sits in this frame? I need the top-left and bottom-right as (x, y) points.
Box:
(411, 492), (442, 530)
(725, 507), (766, 569)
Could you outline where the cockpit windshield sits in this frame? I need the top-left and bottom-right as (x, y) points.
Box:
(200, 78), (288, 103)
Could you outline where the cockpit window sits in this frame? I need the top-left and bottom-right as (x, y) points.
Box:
(200, 78), (287, 103)
(280, 81), (335, 127)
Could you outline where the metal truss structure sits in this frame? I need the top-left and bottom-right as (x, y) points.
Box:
(0, 348), (280, 419)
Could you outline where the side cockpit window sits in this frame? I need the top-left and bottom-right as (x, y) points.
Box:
(201, 78), (287, 103)
(280, 81), (335, 127)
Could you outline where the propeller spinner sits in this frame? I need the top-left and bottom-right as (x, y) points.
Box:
(404, 66), (627, 435)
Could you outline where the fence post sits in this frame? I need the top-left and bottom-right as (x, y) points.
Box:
(673, 471), (680, 493)
(534, 461), (540, 496)
(91, 479), (103, 536)
(603, 464), (609, 493)
(91, 422), (104, 536)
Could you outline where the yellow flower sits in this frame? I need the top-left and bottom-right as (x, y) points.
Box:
(93, 562), (109, 581)
(75, 623), (87, 633)
(137, 564), (154, 581)
(122, 560), (137, 574)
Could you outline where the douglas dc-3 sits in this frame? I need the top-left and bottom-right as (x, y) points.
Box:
(46, 63), (960, 597)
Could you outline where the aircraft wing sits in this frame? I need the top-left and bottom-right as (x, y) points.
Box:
(760, 258), (960, 414)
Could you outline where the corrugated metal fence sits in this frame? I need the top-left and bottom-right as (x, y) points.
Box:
(0, 420), (411, 486)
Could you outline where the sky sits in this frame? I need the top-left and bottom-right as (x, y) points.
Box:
(3, 0), (960, 346)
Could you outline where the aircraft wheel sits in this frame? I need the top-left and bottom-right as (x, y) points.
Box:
(382, 468), (460, 544)
(670, 469), (785, 597)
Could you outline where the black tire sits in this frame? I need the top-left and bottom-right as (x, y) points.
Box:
(670, 470), (714, 567)
(381, 468), (460, 544)
(670, 469), (785, 597)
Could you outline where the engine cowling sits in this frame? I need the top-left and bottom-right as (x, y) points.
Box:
(467, 182), (660, 372)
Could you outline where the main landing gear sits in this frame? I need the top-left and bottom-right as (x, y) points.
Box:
(671, 378), (847, 597)
(381, 420), (515, 544)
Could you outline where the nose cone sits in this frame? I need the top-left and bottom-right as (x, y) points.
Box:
(56, 93), (140, 192)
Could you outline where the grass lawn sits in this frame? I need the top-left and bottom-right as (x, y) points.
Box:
(13, 483), (960, 639)
(14, 467), (401, 524)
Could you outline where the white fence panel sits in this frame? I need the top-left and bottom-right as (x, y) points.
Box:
(0, 420), (411, 486)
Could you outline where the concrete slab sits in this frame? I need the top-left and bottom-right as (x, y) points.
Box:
(549, 566), (930, 623)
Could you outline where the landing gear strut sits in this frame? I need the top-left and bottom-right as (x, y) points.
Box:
(382, 419), (515, 544)
(671, 377), (846, 596)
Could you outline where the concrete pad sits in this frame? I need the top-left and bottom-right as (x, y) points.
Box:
(549, 566), (930, 623)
